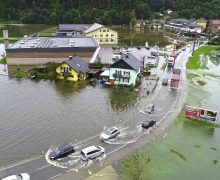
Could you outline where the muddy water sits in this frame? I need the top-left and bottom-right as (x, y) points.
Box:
(0, 77), (141, 167)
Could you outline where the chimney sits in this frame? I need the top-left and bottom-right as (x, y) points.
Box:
(69, 56), (72, 60)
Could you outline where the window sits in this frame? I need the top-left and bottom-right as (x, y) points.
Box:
(111, 39), (114, 42)
(103, 29), (106, 32)
(100, 29), (102, 32)
(69, 67), (71, 71)
(100, 39), (103, 42)
(106, 34), (108, 37)
(68, 75), (74, 78)
(111, 34), (114, 36)
(115, 78), (119, 81)
(106, 39), (108, 42)
(95, 34), (97, 37)
(100, 34), (103, 37)
(107, 29), (109, 32)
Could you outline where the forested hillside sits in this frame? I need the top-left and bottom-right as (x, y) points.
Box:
(0, 0), (219, 24)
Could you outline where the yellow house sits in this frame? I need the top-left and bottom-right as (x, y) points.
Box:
(56, 56), (90, 81)
(85, 23), (118, 45)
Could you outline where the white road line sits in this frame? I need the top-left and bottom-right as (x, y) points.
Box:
(35, 164), (51, 171)
(0, 156), (42, 171)
(49, 173), (63, 179)
(74, 133), (100, 146)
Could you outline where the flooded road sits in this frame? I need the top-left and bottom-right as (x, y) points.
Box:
(0, 77), (143, 168)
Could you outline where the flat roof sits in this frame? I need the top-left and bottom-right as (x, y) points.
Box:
(7, 36), (98, 49)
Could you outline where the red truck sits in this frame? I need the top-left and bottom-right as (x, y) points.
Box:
(170, 73), (180, 89)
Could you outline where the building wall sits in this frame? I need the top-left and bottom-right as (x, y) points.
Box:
(109, 68), (138, 86)
(6, 57), (91, 65)
(85, 27), (118, 45)
(56, 63), (79, 81)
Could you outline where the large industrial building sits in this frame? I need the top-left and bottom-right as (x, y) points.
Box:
(6, 36), (100, 65)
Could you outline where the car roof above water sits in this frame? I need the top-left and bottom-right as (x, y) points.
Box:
(57, 144), (74, 152)
(81, 146), (99, 153)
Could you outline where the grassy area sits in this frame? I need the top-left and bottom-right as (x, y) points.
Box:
(187, 46), (219, 69)
(0, 57), (7, 64)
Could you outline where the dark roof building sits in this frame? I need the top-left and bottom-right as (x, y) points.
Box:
(58, 24), (90, 32)
(64, 56), (90, 73)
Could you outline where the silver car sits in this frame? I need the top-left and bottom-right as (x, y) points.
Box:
(2, 173), (30, 180)
(81, 146), (105, 161)
(145, 104), (155, 113)
(100, 127), (120, 141)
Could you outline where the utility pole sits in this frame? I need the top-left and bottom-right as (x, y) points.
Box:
(192, 37), (196, 57)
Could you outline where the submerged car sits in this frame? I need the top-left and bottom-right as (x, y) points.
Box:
(100, 127), (120, 141)
(142, 119), (156, 129)
(81, 146), (105, 161)
(2, 173), (30, 180)
(162, 77), (168, 85)
(49, 144), (75, 160)
(145, 104), (155, 114)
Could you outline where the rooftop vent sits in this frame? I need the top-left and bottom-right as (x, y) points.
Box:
(69, 56), (72, 60)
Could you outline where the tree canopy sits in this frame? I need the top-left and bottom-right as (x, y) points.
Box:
(0, 0), (219, 24)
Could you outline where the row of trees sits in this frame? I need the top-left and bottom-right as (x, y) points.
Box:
(0, 0), (220, 25)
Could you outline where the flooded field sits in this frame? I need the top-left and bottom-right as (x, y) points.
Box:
(136, 54), (220, 180)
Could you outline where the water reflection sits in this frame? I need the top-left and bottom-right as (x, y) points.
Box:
(53, 80), (89, 99)
(108, 86), (138, 111)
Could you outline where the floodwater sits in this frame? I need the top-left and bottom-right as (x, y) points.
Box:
(139, 55), (220, 179)
(0, 77), (142, 168)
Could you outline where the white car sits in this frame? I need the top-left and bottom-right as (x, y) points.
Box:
(100, 127), (120, 141)
(81, 146), (105, 161)
(2, 173), (30, 180)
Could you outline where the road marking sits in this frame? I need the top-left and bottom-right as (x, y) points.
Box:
(35, 164), (51, 171)
(49, 173), (63, 179)
(74, 133), (100, 146)
(0, 155), (43, 171)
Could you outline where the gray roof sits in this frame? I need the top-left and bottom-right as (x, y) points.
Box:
(7, 37), (98, 49)
(84, 23), (103, 34)
(112, 53), (141, 72)
(59, 24), (89, 32)
(64, 56), (90, 73)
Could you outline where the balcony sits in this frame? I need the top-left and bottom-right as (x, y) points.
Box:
(113, 73), (130, 78)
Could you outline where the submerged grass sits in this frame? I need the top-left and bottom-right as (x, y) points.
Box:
(187, 46), (219, 69)
(197, 80), (206, 86)
(187, 73), (199, 79)
(170, 149), (187, 161)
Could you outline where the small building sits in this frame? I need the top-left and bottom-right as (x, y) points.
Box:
(56, 56), (90, 81)
(57, 24), (90, 37)
(164, 9), (173, 14)
(109, 54), (142, 86)
(211, 20), (220, 34)
(170, 74), (180, 89)
(196, 18), (207, 30)
(134, 19), (145, 29)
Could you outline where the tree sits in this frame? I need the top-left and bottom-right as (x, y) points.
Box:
(130, 18), (137, 29)
(122, 151), (151, 180)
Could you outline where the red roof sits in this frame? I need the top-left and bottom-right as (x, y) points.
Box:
(171, 74), (180, 80)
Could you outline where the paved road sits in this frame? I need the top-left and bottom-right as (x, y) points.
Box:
(0, 45), (193, 180)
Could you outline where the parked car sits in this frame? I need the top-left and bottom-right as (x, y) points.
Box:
(162, 77), (168, 85)
(137, 46), (141, 50)
(2, 173), (30, 180)
(81, 146), (105, 161)
(49, 144), (75, 160)
(100, 127), (120, 141)
(145, 104), (155, 113)
(150, 51), (158, 57)
(142, 119), (156, 129)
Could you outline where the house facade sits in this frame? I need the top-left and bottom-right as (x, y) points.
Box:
(109, 54), (141, 86)
(211, 20), (220, 34)
(85, 23), (118, 45)
(56, 56), (89, 81)
(196, 18), (207, 30)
